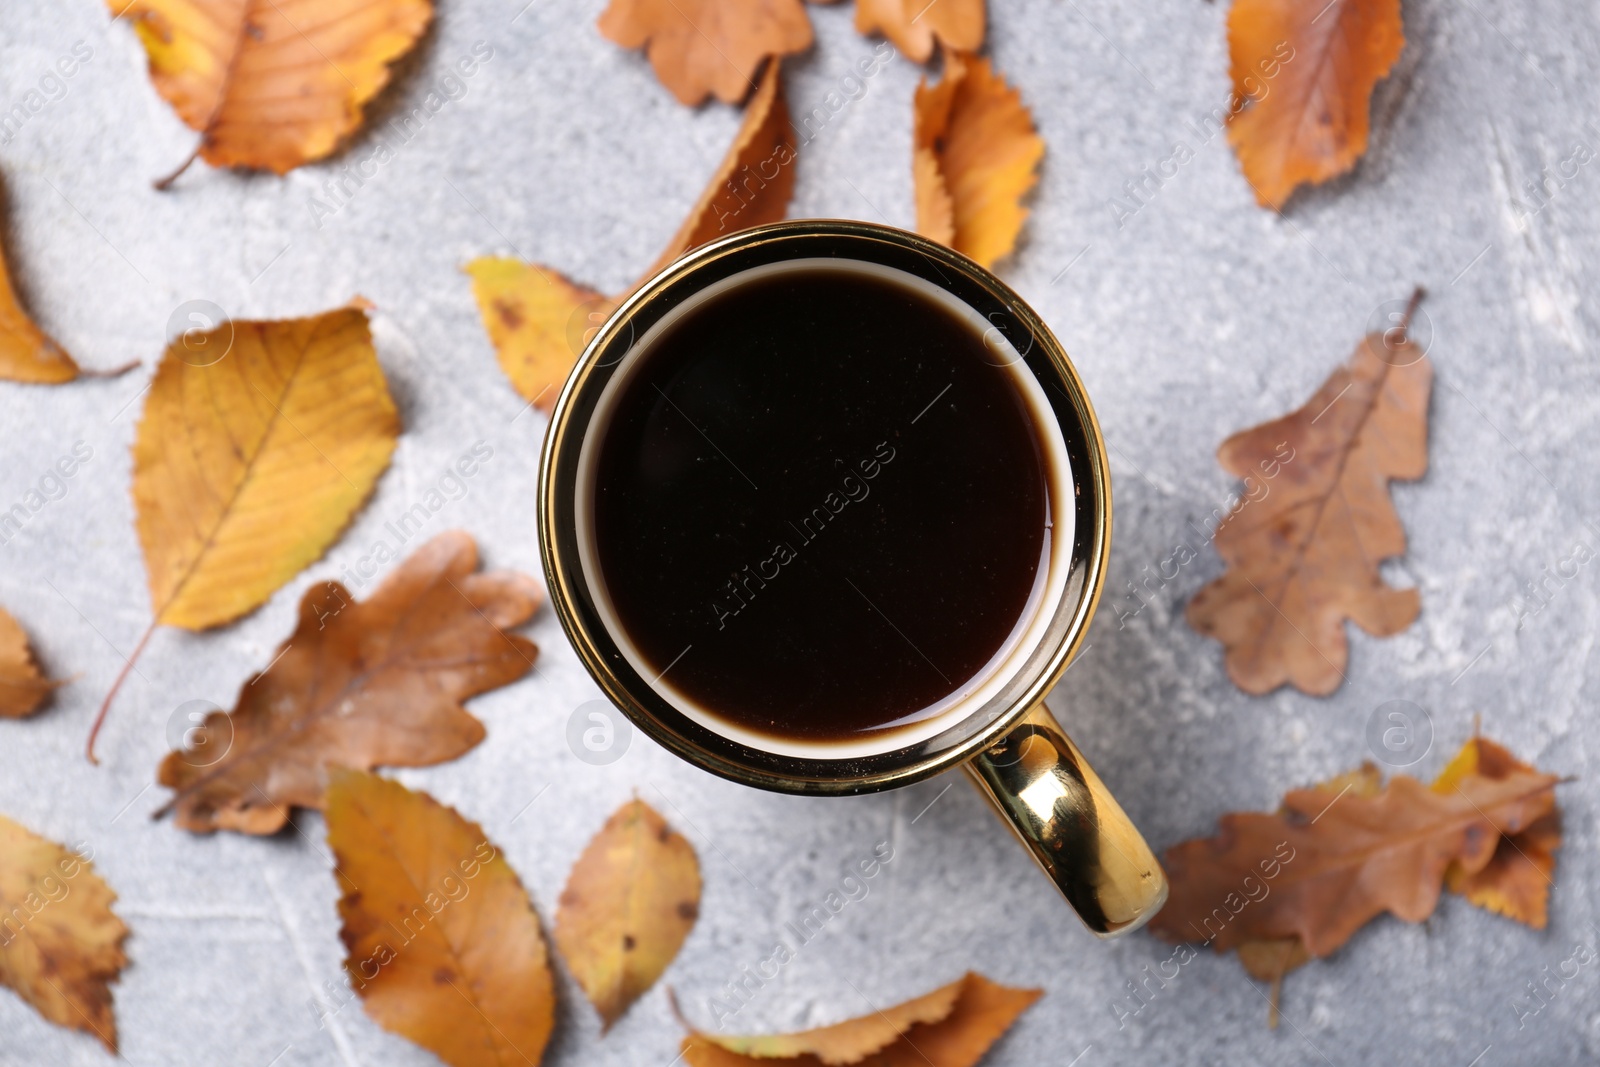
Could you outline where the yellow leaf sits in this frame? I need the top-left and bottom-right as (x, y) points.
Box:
(0, 815), (128, 1052)
(114, 0), (433, 184)
(1, 212), (77, 384)
(468, 60), (794, 412)
(134, 306), (397, 630)
(554, 799), (701, 1030)
(682, 972), (1040, 1067)
(913, 52), (1043, 269)
(854, 0), (984, 64)
(464, 258), (613, 414)
(0, 605), (56, 718)
(328, 771), (554, 1067)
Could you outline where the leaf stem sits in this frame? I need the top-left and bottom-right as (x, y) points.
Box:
(77, 359), (140, 379)
(1398, 285), (1427, 338)
(152, 146), (200, 191)
(86, 619), (157, 764)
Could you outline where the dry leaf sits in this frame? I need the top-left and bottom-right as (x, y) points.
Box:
(89, 305), (400, 760)
(467, 59), (793, 413)
(115, 0), (433, 186)
(1433, 737), (1561, 929)
(0, 606), (56, 718)
(0, 815), (128, 1052)
(855, 0), (983, 64)
(1186, 294), (1431, 695)
(327, 770), (554, 1067)
(1148, 741), (1560, 961)
(554, 799), (701, 1031)
(1226, 0), (1405, 209)
(599, 0), (809, 105)
(913, 52), (1043, 269)
(156, 531), (540, 834)
(0, 223), (76, 384)
(682, 972), (1039, 1067)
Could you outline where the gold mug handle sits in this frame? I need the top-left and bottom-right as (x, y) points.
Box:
(964, 701), (1168, 936)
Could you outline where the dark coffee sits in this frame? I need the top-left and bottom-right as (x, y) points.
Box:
(589, 264), (1052, 745)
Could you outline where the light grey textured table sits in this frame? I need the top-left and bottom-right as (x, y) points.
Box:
(3, 1), (1598, 1065)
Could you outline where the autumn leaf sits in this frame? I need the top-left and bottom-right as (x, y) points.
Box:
(1226, 0), (1405, 209)
(855, 0), (984, 64)
(156, 531), (540, 834)
(1148, 741), (1560, 962)
(681, 972), (1040, 1067)
(913, 52), (1043, 270)
(87, 305), (401, 761)
(467, 59), (793, 413)
(1433, 737), (1561, 929)
(0, 815), (128, 1052)
(327, 771), (554, 1067)
(114, 0), (433, 187)
(554, 799), (700, 1030)
(0, 223), (77, 384)
(1186, 292), (1431, 695)
(599, 0), (809, 105)
(0, 606), (57, 718)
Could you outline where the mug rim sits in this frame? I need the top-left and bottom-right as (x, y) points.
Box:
(538, 219), (1112, 795)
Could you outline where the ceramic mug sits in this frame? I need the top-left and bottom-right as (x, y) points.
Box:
(538, 219), (1166, 936)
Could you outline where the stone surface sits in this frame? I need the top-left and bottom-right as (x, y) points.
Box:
(2, 1), (1598, 1065)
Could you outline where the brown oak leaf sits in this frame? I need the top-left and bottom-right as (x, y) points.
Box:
(1149, 739), (1560, 960)
(467, 59), (794, 412)
(1226, 0), (1405, 209)
(0, 816), (128, 1052)
(328, 770), (554, 1067)
(913, 52), (1043, 269)
(156, 530), (540, 834)
(599, 0), (810, 105)
(554, 799), (701, 1031)
(681, 972), (1040, 1066)
(0, 606), (57, 718)
(855, 0), (984, 64)
(1186, 293), (1431, 695)
(114, 0), (433, 187)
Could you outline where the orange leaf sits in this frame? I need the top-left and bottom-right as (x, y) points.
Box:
(0, 816), (128, 1052)
(682, 972), (1039, 1066)
(913, 52), (1043, 269)
(327, 771), (554, 1067)
(554, 800), (701, 1030)
(1149, 743), (1560, 960)
(1186, 295), (1431, 695)
(114, 0), (433, 184)
(1433, 737), (1561, 929)
(599, 0), (810, 105)
(156, 531), (540, 834)
(468, 59), (794, 412)
(0, 220), (77, 384)
(0, 606), (56, 718)
(855, 0), (983, 64)
(1226, 0), (1405, 209)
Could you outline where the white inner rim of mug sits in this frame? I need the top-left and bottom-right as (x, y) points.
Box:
(573, 257), (1075, 760)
